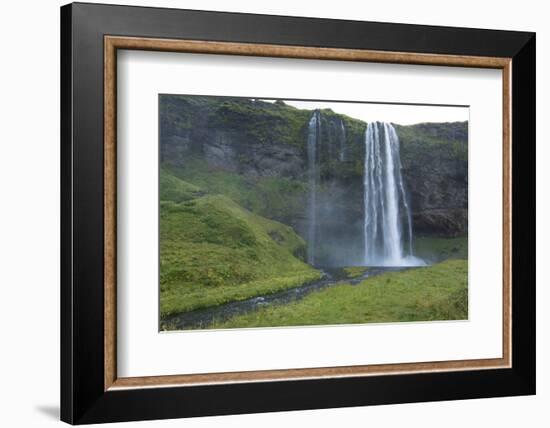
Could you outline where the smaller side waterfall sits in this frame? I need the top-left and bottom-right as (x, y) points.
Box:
(339, 119), (347, 161)
(363, 122), (424, 266)
(307, 111), (321, 265)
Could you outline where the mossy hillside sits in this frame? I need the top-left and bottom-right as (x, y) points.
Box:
(160, 95), (308, 147)
(166, 159), (367, 268)
(209, 259), (468, 329)
(160, 171), (321, 317)
(160, 169), (204, 202)
(208, 98), (311, 147)
(164, 161), (308, 225)
(161, 96), (365, 149)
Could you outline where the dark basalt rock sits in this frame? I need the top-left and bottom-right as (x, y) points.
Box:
(397, 122), (468, 237)
(412, 208), (468, 237)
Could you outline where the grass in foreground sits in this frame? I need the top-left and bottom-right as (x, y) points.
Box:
(208, 259), (468, 329)
(160, 169), (321, 318)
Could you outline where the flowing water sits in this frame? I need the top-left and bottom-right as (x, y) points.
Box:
(363, 122), (424, 266)
(306, 111), (321, 265)
(339, 119), (347, 161)
(161, 266), (407, 330)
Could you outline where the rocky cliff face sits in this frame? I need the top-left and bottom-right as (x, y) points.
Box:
(160, 95), (468, 256)
(397, 122), (468, 237)
(160, 96), (365, 178)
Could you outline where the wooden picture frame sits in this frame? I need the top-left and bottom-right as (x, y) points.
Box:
(61, 2), (535, 424)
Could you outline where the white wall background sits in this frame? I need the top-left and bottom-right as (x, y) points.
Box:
(0, 0), (545, 426)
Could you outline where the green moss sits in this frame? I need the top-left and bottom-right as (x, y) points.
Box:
(341, 114), (367, 139)
(396, 121), (468, 162)
(203, 98), (312, 147)
(164, 160), (307, 224)
(160, 94), (367, 153)
(159, 170), (321, 318)
(209, 259), (468, 329)
(160, 169), (203, 202)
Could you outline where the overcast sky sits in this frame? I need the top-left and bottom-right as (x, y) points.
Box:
(261, 99), (468, 126)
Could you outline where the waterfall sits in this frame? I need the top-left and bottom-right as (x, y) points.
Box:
(363, 122), (422, 266)
(307, 111), (321, 265)
(339, 119), (346, 161)
(387, 125), (414, 257)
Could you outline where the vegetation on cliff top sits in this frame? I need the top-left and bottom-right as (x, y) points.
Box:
(159, 169), (321, 318)
(160, 95), (366, 150)
(161, 95), (467, 195)
(396, 121), (468, 162)
(209, 98), (311, 146)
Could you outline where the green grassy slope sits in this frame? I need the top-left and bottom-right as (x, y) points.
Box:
(160, 170), (321, 318)
(209, 259), (468, 329)
(164, 161), (307, 225)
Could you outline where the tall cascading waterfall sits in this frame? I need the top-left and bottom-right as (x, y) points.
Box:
(363, 122), (418, 266)
(387, 124), (414, 258)
(307, 111), (321, 265)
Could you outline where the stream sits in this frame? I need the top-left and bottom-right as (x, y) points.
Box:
(161, 266), (407, 331)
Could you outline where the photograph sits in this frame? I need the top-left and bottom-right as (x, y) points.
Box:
(159, 95), (469, 331)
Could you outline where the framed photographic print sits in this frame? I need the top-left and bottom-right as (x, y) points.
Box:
(60, 2), (536, 424)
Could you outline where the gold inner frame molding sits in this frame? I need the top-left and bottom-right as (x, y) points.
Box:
(104, 35), (512, 391)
